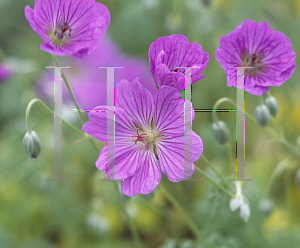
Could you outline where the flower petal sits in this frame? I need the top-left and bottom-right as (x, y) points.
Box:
(121, 148), (161, 197)
(153, 86), (194, 136)
(82, 105), (136, 143)
(24, 6), (38, 33)
(156, 130), (202, 182)
(95, 144), (146, 180)
(115, 78), (154, 131)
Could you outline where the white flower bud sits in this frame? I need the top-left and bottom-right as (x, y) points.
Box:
(23, 131), (42, 158)
(212, 121), (229, 145)
(229, 197), (243, 212)
(239, 202), (250, 222)
(255, 104), (270, 127)
(265, 96), (278, 118)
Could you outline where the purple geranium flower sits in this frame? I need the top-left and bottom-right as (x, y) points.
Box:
(36, 36), (157, 109)
(25, 0), (110, 58)
(148, 34), (209, 92)
(215, 19), (296, 95)
(82, 78), (203, 196)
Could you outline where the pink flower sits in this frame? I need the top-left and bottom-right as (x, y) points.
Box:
(215, 19), (296, 95)
(149, 34), (209, 91)
(25, 0), (110, 58)
(82, 78), (203, 196)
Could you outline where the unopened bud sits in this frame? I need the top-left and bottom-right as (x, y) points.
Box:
(23, 131), (42, 158)
(239, 202), (250, 222)
(255, 104), (270, 127)
(212, 121), (229, 145)
(265, 96), (278, 118)
(229, 197), (243, 212)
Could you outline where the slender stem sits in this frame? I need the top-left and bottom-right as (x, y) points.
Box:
(52, 55), (85, 125)
(227, 135), (233, 174)
(194, 166), (233, 197)
(52, 55), (101, 153)
(159, 184), (203, 240)
(113, 182), (143, 248)
(201, 154), (235, 192)
(25, 98), (86, 136)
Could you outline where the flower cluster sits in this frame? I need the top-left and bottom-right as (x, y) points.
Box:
(25, 0), (297, 199)
(81, 33), (209, 196)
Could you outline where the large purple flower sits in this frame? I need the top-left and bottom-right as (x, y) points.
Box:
(36, 36), (157, 109)
(82, 78), (203, 196)
(148, 34), (209, 92)
(215, 19), (296, 95)
(25, 0), (110, 58)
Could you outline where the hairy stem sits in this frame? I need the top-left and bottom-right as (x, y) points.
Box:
(52, 55), (85, 125)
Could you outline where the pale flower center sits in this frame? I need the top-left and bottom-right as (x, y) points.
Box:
(131, 128), (162, 150)
(49, 22), (72, 46)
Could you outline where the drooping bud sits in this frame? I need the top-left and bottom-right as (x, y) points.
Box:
(255, 104), (270, 127)
(239, 202), (250, 222)
(265, 96), (278, 118)
(212, 121), (229, 145)
(229, 197), (243, 212)
(23, 131), (42, 158)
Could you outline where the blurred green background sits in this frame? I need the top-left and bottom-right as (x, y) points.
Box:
(0, 0), (300, 247)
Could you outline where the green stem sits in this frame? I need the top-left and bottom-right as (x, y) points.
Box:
(200, 154), (235, 192)
(52, 55), (101, 153)
(194, 166), (233, 197)
(113, 182), (143, 248)
(52, 55), (85, 125)
(159, 184), (203, 240)
(25, 98), (86, 137)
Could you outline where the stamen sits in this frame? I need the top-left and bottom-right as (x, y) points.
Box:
(51, 21), (72, 45)
(245, 53), (264, 75)
(131, 128), (147, 145)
